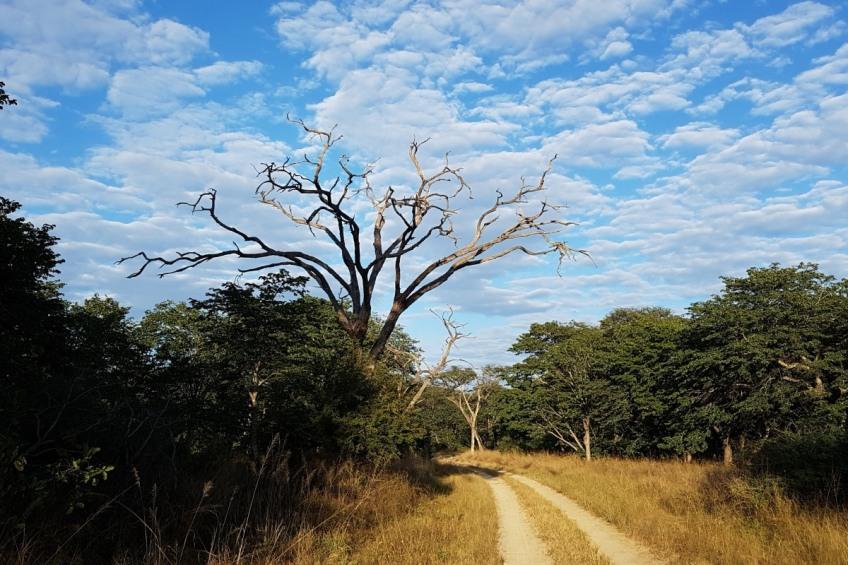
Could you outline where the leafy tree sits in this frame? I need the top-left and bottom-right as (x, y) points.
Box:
(599, 307), (687, 456)
(678, 263), (848, 464)
(484, 378), (550, 450)
(142, 272), (378, 460)
(1, 199), (121, 525)
(510, 322), (626, 460)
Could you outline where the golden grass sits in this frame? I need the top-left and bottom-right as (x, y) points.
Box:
(11, 456), (499, 564)
(460, 451), (848, 565)
(348, 468), (500, 565)
(505, 475), (610, 565)
(261, 461), (498, 565)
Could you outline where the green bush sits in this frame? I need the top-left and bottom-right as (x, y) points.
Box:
(749, 432), (848, 506)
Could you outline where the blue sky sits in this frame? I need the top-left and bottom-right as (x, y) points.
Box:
(2, 0), (847, 365)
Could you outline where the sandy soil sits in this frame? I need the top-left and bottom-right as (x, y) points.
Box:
(478, 471), (553, 565)
(509, 473), (667, 565)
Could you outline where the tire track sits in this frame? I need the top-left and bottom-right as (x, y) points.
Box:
(509, 473), (667, 565)
(477, 470), (553, 565)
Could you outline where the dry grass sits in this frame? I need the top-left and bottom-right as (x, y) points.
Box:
(8, 455), (496, 564)
(460, 451), (848, 565)
(504, 475), (610, 565)
(348, 467), (500, 565)
(207, 460), (498, 564)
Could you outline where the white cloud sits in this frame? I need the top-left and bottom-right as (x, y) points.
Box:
(105, 60), (264, 118)
(0, 93), (57, 143)
(272, 0), (684, 79)
(542, 120), (652, 168)
(6, 0), (848, 366)
(742, 1), (835, 48)
(0, 0), (209, 90)
(659, 122), (740, 150)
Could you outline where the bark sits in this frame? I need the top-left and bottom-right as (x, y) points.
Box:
(582, 416), (591, 462)
(473, 427), (485, 451)
(684, 452), (693, 464)
(723, 436), (733, 466)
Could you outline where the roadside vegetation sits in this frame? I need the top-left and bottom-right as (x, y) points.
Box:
(464, 451), (848, 565)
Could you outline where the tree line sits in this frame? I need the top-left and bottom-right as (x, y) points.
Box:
(452, 263), (847, 502)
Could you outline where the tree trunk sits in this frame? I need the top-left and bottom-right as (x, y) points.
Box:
(469, 413), (477, 452)
(723, 436), (733, 466)
(582, 416), (591, 462)
(473, 428), (485, 451)
(684, 452), (693, 464)
(368, 301), (404, 362)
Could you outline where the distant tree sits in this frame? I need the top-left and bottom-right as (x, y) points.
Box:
(679, 263), (848, 465)
(0, 82), (16, 110)
(510, 322), (624, 461)
(439, 366), (500, 452)
(485, 376), (550, 450)
(120, 121), (582, 367)
(599, 307), (687, 457)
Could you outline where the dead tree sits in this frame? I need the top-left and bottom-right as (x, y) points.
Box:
(440, 366), (499, 452)
(400, 308), (468, 413)
(120, 120), (581, 366)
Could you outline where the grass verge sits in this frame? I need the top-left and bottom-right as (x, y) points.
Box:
(347, 466), (499, 565)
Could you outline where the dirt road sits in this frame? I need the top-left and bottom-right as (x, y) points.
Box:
(478, 471), (553, 565)
(472, 465), (666, 565)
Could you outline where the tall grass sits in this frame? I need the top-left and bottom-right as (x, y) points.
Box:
(5, 450), (498, 564)
(462, 451), (848, 564)
(349, 465), (500, 565)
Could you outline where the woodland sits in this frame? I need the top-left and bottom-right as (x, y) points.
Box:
(2, 124), (847, 563)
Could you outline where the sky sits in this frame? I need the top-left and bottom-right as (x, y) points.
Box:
(1, 0), (847, 366)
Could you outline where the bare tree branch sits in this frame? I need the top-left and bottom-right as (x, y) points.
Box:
(403, 308), (468, 412)
(119, 122), (585, 365)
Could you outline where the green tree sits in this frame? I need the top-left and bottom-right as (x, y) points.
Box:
(678, 263), (848, 464)
(510, 322), (626, 461)
(599, 307), (687, 456)
(1, 200), (124, 526)
(0, 81), (16, 110)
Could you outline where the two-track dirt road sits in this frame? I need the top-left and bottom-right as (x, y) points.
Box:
(472, 466), (666, 565)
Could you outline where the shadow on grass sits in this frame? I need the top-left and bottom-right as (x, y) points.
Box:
(747, 432), (848, 508)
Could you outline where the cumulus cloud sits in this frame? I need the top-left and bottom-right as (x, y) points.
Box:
(741, 1), (836, 48)
(5, 0), (848, 365)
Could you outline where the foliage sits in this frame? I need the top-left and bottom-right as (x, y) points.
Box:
(4, 193), (848, 562)
(499, 268), (847, 469)
(0, 81), (16, 109)
(750, 431), (848, 505)
(509, 321), (628, 457)
(0, 197), (434, 560)
(675, 263), (848, 457)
